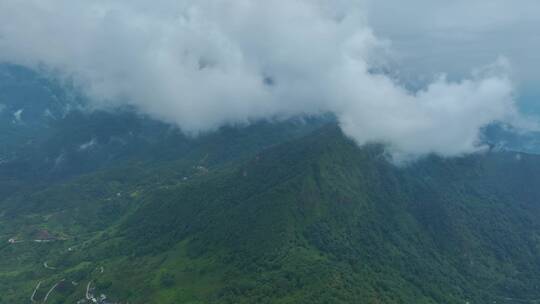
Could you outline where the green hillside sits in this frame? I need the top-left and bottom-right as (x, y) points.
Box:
(1, 123), (540, 303)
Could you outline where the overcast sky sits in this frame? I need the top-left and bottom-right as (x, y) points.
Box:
(0, 0), (537, 160)
(367, 0), (540, 111)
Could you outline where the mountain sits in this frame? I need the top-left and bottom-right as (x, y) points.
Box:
(1, 65), (540, 303)
(0, 64), (329, 198)
(483, 123), (540, 155)
(2, 122), (540, 303)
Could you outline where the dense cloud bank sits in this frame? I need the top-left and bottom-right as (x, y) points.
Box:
(0, 0), (532, 159)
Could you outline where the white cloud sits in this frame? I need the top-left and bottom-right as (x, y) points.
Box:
(0, 0), (531, 158)
(13, 109), (23, 122)
(366, 0), (540, 93)
(79, 138), (97, 151)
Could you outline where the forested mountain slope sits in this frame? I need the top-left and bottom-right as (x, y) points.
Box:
(2, 123), (540, 303)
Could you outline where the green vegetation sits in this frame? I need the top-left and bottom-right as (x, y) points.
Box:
(2, 64), (540, 303)
(2, 122), (540, 303)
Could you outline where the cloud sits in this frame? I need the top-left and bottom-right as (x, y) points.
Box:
(366, 0), (540, 92)
(0, 0), (530, 158)
(13, 109), (23, 123)
(79, 138), (97, 151)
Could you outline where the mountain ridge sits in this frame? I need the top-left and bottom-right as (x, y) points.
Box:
(2, 65), (540, 303)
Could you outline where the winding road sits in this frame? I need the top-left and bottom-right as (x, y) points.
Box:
(86, 281), (93, 300)
(43, 262), (56, 270)
(30, 281), (42, 303)
(43, 279), (64, 303)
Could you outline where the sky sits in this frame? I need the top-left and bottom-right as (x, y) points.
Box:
(0, 0), (538, 160)
(366, 0), (540, 112)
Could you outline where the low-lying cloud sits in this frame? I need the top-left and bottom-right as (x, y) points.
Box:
(0, 0), (530, 159)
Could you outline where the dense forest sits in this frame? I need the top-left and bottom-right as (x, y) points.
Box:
(1, 65), (540, 303)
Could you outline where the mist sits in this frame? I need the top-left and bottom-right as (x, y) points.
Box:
(0, 0), (533, 159)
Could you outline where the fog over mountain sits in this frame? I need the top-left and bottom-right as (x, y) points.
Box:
(3, 2), (540, 303)
(0, 0), (537, 159)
